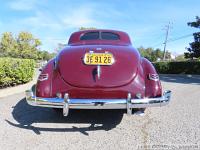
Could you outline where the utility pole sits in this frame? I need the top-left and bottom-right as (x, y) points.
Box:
(163, 22), (172, 60)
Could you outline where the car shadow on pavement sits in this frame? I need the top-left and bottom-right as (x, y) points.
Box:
(159, 74), (200, 85)
(6, 98), (124, 136)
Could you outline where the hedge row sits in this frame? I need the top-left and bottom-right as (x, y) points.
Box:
(153, 61), (200, 74)
(0, 57), (35, 88)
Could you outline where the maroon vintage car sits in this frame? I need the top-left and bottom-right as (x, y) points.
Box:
(26, 29), (171, 116)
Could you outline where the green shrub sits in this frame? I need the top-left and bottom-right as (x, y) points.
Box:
(153, 61), (200, 74)
(0, 57), (35, 88)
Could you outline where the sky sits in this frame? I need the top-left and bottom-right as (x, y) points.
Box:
(0, 0), (199, 55)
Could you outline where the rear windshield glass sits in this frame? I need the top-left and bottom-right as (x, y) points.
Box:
(80, 32), (99, 40)
(101, 32), (120, 40)
(80, 32), (120, 40)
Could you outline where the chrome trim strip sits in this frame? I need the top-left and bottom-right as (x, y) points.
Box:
(25, 90), (171, 116)
(97, 65), (101, 80)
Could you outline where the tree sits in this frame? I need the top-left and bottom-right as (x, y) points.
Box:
(16, 32), (41, 59)
(138, 47), (171, 62)
(0, 31), (55, 61)
(0, 32), (17, 57)
(175, 54), (186, 61)
(79, 27), (96, 30)
(38, 50), (56, 61)
(184, 16), (200, 59)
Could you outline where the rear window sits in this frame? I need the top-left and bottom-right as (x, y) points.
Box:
(80, 32), (99, 40)
(80, 31), (120, 41)
(101, 32), (120, 40)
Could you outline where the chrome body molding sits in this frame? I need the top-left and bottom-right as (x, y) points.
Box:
(97, 65), (101, 80)
(25, 90), (171, 116)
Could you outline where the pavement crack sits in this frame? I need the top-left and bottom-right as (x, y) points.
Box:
(141, 110), (153, 150)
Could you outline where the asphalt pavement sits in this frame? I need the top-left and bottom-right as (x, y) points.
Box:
(0, 75), (200, 150)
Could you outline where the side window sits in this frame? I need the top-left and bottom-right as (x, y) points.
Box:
(80, 32), (99, 40)
(101, 32), (120, 40)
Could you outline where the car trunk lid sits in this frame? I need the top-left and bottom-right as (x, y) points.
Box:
(58, 45), (140, 88)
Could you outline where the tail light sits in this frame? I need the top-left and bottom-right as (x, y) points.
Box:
(148, 74), (159, 81)
(38, 74), (48, 81)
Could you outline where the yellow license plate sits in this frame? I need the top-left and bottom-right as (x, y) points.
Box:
(83, 53), (114, 65)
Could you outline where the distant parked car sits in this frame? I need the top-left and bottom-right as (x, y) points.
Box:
(26, 29), (171, 116)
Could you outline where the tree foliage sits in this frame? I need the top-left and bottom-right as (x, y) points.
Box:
(37, 50), (56, 61)
(0, 57), (35, 88)
(79, 27), (97, 30)
(0, 32), (55, 60)
(185, 16), (200, 59)
(175, 54), (186, 61)
(153, 61), (200, 74)
(0, 32), (17, 57)
(16, 32), (41, 59)
(138, 47), (171, 62)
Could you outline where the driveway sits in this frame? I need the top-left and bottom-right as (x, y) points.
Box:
(0, 75), (200, 150)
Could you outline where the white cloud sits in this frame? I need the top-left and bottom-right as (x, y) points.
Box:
(16, 4), (103, 31)
(22, 11), (62, 30)
(60, 5), (103, 29)
(5, 2), (106, 51)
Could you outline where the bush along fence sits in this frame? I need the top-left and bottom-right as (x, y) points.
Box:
(0, 57), (35, 88)
(153, 61), (200, 74)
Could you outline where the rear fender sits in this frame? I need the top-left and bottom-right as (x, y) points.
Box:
(141, 58), (162, 97)
(36, 59), (54, 97)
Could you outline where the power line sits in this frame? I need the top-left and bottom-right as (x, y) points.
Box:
(152, 33), (193, 48)
(152, 41), (164, 48)
(167, 33), (193, 42)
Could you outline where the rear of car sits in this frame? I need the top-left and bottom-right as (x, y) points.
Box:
(26, 29), (171, 116)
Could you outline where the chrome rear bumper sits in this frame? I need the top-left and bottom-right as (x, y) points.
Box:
(25, 90), (171, 116)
